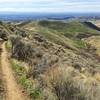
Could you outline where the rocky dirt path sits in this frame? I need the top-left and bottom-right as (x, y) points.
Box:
(1, 42), (28, 100)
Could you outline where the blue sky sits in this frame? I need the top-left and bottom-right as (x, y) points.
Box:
(0, 0), (100, 12)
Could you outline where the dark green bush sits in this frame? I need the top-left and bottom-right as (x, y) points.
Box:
(0, 30), (8, 40)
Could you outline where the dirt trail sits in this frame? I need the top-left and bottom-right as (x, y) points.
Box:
(1, 42), (28, 100)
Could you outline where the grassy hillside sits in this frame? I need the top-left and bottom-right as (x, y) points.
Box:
(16, 20), (100, 50)
(38, 20), (100, 38)
(84, 36), (100, 56)
(3, 20), (100, 100)
(37, 21), (100, 49)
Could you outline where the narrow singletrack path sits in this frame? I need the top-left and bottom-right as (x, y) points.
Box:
(1, 42), (28, 100)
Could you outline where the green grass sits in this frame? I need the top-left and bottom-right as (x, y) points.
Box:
(5, 40), (12, 51)
(74, 39), (87, 49)
(36, 26), (87, 50)
(10, 59), (42, 100)
(35, 20), (100, 49)
(38, 21), (100, 37)
(36, 27), (77, 50)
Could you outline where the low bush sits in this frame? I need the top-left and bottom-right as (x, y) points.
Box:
(0, 30), (8, 41)
(10, 36), (35, 63)
(43, 66), (100, 100)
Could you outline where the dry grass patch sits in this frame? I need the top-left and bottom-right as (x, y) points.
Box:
(42, 66), (100, 100)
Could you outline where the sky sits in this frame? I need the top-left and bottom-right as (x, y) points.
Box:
(0, 0), (100, 13)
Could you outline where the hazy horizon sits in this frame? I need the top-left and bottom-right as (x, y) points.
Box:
(0, 0), (100, 13)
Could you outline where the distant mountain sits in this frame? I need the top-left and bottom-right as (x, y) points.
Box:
(0, 12), (100, 21)
(47, 16), (75, 20)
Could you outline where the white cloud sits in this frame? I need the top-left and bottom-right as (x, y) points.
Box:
(0, 0), (62, 3)
(0, 0), (100, 12)
(0, 4), (100, 13)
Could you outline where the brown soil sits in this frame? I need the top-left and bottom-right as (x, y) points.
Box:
(1, 42), (29, 100)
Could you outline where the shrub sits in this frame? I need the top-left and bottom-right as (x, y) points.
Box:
(5, 40), (12, 51)
(10, 36), (35, 63)
(32, 54), (58, 78)
(43, 66), (100, 100)
(10, 35), (21, 47)
(0, 30), (8, 41)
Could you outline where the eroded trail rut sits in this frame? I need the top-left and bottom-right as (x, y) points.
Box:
(1, 42), (27, 100)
